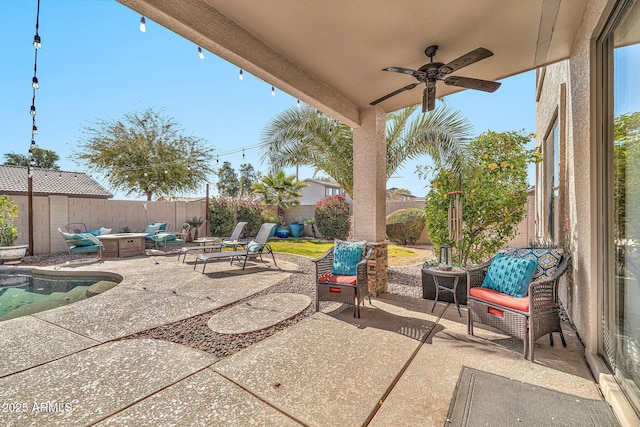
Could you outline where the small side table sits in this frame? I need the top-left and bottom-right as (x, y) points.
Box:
(424, 266), (467, 316)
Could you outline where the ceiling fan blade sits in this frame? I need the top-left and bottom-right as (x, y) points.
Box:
(422, 83), (436, 113)
(444, 76), (501, 92)
(440, 47), (494, 74)
(382, 66), (419, 76)
(370, 83), (419, 105)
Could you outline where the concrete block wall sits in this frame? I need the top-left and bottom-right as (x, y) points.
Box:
(8, 196), (207, 255)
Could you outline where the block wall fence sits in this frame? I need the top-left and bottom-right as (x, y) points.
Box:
(10, 196), (206, 255)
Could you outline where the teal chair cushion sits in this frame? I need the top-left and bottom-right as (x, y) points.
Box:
(482, 253), (538, 298)
(247, 240), (264, 253)
(332, 239), (366, 276)
(63, 232), (101, 247)
(144, 224), (161, 235)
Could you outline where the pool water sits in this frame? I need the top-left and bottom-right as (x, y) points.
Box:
(0, 272), (119, 321)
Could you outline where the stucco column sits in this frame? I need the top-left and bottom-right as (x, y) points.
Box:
(352, 106), (388, 296)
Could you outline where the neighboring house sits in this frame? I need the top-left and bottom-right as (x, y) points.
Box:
(0, 165), (113, 199)
(386, 187), (418, 202)
(298, 178), (351, 206)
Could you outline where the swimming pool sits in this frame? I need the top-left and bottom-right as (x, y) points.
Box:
(0, 269), (121, 321)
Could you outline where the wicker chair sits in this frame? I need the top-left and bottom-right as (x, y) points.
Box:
(467, 250), (570, 361)
(312, 244), (372, 318)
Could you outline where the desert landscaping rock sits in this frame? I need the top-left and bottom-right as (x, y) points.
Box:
(207, 293), (312, 334)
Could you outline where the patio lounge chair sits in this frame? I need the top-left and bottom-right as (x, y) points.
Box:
(466, 247), (570, 361)
(178, 222), (248, 263)
(312, 240), (372, 318)
(193, 223), (276, 273)
(58, 228), (104, 259)
(143, 222), (185, 249)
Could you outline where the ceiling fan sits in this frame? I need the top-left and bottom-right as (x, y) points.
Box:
(370, 45), (501, 112)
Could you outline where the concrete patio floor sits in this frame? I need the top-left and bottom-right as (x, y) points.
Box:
(0, 254), (608, 426)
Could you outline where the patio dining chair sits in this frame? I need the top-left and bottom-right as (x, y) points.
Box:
(312, 240), (372, 318)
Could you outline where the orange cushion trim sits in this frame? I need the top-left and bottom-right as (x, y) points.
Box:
(469, 287), (529, 312)
(318, 273), (357, 285)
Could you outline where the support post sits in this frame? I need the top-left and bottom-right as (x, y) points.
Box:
(352, 106), (388, 296)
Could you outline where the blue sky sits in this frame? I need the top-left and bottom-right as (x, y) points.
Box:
(0, 0), (536, 200)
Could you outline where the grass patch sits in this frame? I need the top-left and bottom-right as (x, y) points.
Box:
(269, 239), (422, 260)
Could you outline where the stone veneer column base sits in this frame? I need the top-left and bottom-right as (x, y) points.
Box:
(367, 241), (388, 297)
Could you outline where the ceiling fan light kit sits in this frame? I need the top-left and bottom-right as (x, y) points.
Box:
(371, 45), (501, 112)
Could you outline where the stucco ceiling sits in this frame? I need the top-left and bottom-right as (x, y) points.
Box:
(117, 0), (588, 127)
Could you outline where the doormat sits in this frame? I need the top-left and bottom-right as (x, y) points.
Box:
(445, 366), (619, 427)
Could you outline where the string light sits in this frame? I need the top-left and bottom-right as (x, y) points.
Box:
(297, 99), (301, 108)
(33, 35), (41, 49)
(242, 148), (245, 159)
(32, 77), (39, 89)
(238, 69), (243, 80)
(139, 16), (146, 32)
(197, 46), (204, 59)
(271, 86), (275, 96)
(30, 105), (36, 115)
(32, 125), (38, 135)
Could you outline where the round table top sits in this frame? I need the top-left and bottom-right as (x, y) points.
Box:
(425, 266), (467, 276)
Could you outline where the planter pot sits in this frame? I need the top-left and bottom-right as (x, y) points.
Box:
(0, 245), (28, 264)
(421, 268), (467, 304)
(276, 228), (289, 238)
(289, 223), (304, 238)
(269, 225), (278, 237)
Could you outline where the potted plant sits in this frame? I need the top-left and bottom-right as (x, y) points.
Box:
(289, 217), (305, 238)
(186, 216), (204, 242)
(0, 195), (28, 264)
(276, 221), (290, 238)
(261, 211), (280, 237)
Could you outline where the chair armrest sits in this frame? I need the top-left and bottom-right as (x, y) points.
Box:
(356, 246), (372, 286)
(529, 255), (570, 311)
(466, 258), (492, 291)
(312, 247), (334, 277)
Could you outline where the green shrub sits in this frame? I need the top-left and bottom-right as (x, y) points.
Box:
(209, 197), (234, 237)
(386, 208), (425, 244)
(236, 199), (263, 237)
(0, 195), (19, 247)
(314, 195), (350, 240)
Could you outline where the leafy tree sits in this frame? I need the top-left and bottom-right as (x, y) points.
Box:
(216, 161), (239, 198)
(259, 104), (472, 198)
(239, 163), (260, 198)
(75, 107), (214, 201)
(251, 170), (308, 225)
(613, 112), (640, 245)
(4, 148), (60, 169)
(425, 130), (538, 265)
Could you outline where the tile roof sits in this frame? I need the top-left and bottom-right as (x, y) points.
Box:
(0, 165), (113, 198)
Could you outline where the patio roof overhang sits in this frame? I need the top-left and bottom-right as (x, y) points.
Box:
(117, 0), (588, 128)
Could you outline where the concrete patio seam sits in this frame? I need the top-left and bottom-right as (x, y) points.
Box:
(89, 361), (219, 425)
(364, 302), (449, 426)
(213, 368), (311, 427)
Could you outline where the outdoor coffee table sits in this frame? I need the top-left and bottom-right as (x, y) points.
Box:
(97, 233), (148, 258)
(424, 266), (466, 316)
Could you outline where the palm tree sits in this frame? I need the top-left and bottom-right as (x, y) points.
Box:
(251, 170), (309, 225)
(259, 104), (473, 198)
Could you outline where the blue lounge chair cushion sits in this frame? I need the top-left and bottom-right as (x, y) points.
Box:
(247, 240), (264, 253)
(86, 229), (101, 236)
(149, 233), (177, 242)
(62, 232), (101, 247)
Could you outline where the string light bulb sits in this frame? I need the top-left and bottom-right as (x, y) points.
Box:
(30, 140), (36, 149)
(33, 34), (41, 49)
(271, 86), (275, 97)
(197, 46), (204, 59)
(32, 77), (39, 89)
(139, 16), (146, 32)
(297, 99), (301, 108)
(242, 149), (245, 159)
(30, 105), (36, 115)
(238, 69), (243, 80)
(32, 125), (38, 135)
